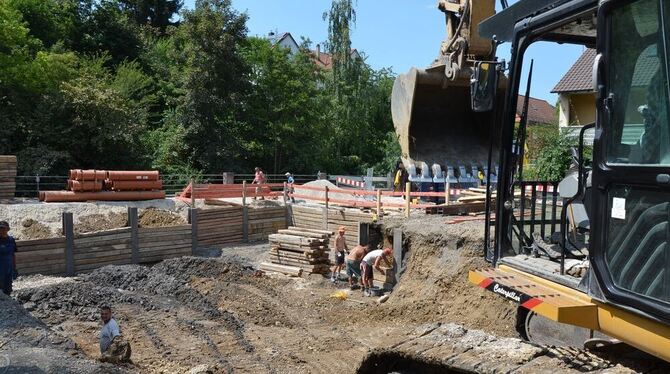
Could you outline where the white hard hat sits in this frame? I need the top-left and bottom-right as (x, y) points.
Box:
(285, 172), (291, 176)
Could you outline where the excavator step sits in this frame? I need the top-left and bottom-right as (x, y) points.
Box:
(469, 266), (599, 330)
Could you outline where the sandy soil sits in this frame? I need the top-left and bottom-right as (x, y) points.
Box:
(6, 215), (669, 373)
(0, 199), (190, 240)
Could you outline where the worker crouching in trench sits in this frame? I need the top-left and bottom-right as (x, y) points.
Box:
(99, 305), (132, 364)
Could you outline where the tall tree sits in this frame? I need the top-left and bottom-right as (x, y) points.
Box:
(118, 0), (182, 30)
(323, 0), (356, 97)
(175, 0), (249, 172)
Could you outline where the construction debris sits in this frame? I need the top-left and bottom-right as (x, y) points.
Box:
(262, 226), (334, 275)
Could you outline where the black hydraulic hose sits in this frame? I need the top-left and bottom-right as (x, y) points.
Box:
(443, 0), (470, 53)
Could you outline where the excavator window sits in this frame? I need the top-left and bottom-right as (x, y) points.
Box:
(606, 0), (670, 166)
(603, 0), (670, 304)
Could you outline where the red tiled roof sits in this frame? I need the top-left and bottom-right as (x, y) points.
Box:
(552, 49), (596, 93)
(516, 95), (557, 125)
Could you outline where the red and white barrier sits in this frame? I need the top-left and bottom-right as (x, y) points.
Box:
(336, 177), (365, 188)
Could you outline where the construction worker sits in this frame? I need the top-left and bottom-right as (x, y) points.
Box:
(345, 244), (369, 290)
(284, 172), (295, 203)
(360, 247), (393, 297)
(0, 221), (18, 296)
(330, 226), (349, 283)
(393, 162), (409, 192)
(252, 167), (266, 200)
(99, 305), (131, 364)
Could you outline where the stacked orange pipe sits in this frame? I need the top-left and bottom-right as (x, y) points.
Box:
(41, 169), (165, 202)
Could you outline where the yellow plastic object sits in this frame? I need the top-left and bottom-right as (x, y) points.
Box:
(329, 290), (348, 301)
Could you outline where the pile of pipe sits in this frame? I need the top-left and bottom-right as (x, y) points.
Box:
(40, 170), (165, 202)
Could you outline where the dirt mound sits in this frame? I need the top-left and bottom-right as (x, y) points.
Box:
(0, 293), (130, 373)
(138, 208), (186, 227)
(356, 215), (517, 337)
(75, 212), (128, 234)
(19, 218), (54, 240)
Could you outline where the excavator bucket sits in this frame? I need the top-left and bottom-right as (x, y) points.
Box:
(392, 0), (503, 186)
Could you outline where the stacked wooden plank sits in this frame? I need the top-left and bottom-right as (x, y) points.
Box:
(197, 206), (243, 246)
(290, 206), (373, 249)
(0, 156), (17, 199)
(248, 206), (286, 242)
(457, 187), (496, 203)
(138, 224), (192, 263)
(262, 227), (334, 275)
(15, 237), (67, 275)
(74, 228), (132, 272)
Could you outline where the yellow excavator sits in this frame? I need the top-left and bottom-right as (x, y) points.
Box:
(394, 0), (670, 363)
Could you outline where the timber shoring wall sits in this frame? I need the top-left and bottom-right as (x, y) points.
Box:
(289, 206), (374, 248)
(0, 155), (17, 199)
(15, 210), (192, 276)
(196, 205), (287, 246)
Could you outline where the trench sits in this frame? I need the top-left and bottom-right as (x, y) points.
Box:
(356, 350), (459, 374)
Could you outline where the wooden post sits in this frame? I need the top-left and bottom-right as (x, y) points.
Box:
(242, 183), (249, 242)
(405, 182), (411, 218)
(376, 189), (382, 217)
(393, 228), (403, 277)
(128, 207), (139, 264)
(190, 208), (198, 255)
(190, 178), (195, 209)
(324, 186), (329, 210)
(445, 179), (451, 206)
(63, 212), (74, 276)
(242, 180), (247, 206)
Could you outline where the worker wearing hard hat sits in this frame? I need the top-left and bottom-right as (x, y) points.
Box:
(330, 226), (349, 283)
(284, 172), (295, 203)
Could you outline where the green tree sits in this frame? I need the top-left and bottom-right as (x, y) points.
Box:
(173, 0), (249, 172)
(118, 0), (182, 30)
(241, 37), (331, 174)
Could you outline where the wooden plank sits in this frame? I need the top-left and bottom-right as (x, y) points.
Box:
(138, 238), (192, 249)
(137, 225), (191, 234)
(74, 239), (131, 254)
(74, 248), (131, 260)
(17, 237), (67, 247)
(75, 227), (131, 239)
(259, 262), (302, 277)
(287, 226), (334, 236)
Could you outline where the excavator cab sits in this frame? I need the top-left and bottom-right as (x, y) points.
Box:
(465, 0), (670, 362)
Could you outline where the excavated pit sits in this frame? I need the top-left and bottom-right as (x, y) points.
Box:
(357, 350), (458, 374)
(6, 213), (668, 372)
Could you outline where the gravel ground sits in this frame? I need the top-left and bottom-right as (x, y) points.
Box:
(5, 214), (669, 373)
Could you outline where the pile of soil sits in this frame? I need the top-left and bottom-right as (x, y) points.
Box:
(138, 208), (185, 228)
(360, 215), (518, 337)
(0, 293), (130, 373)
(75, 212), (128, 235)
(19, 218), (54, 240)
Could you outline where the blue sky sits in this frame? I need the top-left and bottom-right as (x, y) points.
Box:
(183, 1), (587, 105)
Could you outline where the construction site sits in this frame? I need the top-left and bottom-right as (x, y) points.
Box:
(2, 0), (670, 373)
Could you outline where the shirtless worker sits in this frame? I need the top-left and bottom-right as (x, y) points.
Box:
(360, 247), (393, 296)
(330, 226), (349, 283)
(345, 244), (369, 290)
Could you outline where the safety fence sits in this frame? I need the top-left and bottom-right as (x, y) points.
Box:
(15, 207), (193, 276)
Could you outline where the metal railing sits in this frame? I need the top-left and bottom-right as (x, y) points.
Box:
(511, 180), (562, 249)
(11, 173), (328, 198)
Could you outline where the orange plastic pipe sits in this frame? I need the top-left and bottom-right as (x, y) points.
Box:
(42, 190), (165, 202)
(69, 180), (103, 192)
(71, 169), (107, 181)
(107, 171), (159, 181)
(111, 180), (163, 191)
